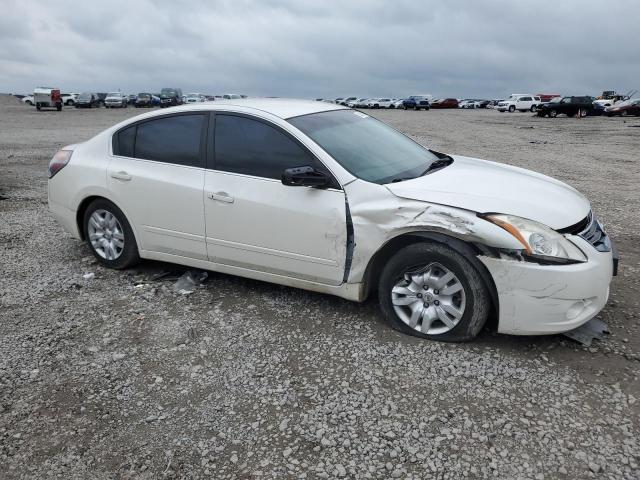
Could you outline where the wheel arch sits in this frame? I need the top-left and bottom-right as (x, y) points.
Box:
(361, 230), (499, 330)
(75, 195), (141, 248)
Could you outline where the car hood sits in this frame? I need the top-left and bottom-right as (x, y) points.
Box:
(385, 155), (590, 230)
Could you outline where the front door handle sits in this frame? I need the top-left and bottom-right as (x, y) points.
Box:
(110, 171), (132, 181)
(207, 192), (234, 204)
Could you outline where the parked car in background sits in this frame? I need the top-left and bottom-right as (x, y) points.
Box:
(606, 98), (640, 116)
(135, 93), (156, 108)
(402, 95), (431, 110)
(339, 97), (358, 106)
(487, 100), (503, 109)
(497, 95), (542, 112)
(223, 94), (243, 100)
(458, 99), (476, 109)
(431, 98), (459, 109)
(368, 98), (393, 109)
(184, 93), (205, 103)
(355, 98), (372, 108)
(47, 98), (616, 342)
(536, 93), (562, 103)
(127, 95), (137, 105)
(22, 95), (34, 105)
(159, 88), (183, 107)
(61, 93), (78, 106)
(347, 98), (367, 108)
(34, 87), (63, 111)
(536, 96), (595, 118)
(104, 92), (129, 108)
(75, 92), (101, 108)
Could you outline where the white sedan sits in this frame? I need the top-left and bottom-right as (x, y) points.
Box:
(48, 99), (616, 341)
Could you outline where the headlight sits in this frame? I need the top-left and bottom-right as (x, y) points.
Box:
(484, 214), (586, 263)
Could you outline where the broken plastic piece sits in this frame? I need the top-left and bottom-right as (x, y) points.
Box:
(563, 318), (609, 346)
(172, 270), (208, 295)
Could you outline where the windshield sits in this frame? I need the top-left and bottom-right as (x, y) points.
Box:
(78, 93), (91, 100)
(107, 92), (120, 97)
(289, 110), (441, 184)
(138, 93), (151, 99)
(161, 89), (176, 96)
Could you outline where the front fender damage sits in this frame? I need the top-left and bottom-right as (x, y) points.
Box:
(343, 181), (524, 284)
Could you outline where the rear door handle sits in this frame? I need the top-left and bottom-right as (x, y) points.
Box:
(207, 192), (234, 204)
(110, 171), (132, 181)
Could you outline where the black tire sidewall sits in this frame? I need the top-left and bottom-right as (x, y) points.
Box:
(378, 242), (490, 342)
(83, 199), (139, 269)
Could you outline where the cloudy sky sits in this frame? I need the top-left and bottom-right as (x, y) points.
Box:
(2, 0), (638, 99)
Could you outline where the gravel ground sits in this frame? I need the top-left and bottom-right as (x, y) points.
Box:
(1, 97), (639, 479)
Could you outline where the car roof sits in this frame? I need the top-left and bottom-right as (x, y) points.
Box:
(160, 98), (348, 119)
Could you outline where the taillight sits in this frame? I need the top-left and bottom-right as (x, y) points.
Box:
(48, 149), (73, 178)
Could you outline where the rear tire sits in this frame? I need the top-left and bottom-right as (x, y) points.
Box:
(83, 199), (140, 270)
(530, 105), (537, 112)
(378, 242), (490, 342)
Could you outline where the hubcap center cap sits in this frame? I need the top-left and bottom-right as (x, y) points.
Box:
(424, 292), (435, 302)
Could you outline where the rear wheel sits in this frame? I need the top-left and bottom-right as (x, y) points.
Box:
(530, 105), (537, 112)
(378, 242), (490, 342)
(83, 199), (139, 269)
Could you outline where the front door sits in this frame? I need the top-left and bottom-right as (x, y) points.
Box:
(204, 113), (347, 285)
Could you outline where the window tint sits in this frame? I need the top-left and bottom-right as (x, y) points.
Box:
(214, 114), (315, 179)
(115, 125), (135, 157)
(135, 114), (205, 167)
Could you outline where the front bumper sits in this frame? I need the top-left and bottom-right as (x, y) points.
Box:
(480, 236), (614, 335)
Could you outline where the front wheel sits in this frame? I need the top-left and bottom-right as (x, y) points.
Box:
(378, 242), (490, 342)
(83, 199), (139, 269)
(549, 109), (558, 118)
(508, 105), (515, 112)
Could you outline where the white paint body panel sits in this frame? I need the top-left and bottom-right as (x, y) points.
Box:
(386, 155), (590, 230)
(204, 171), (346, 285)
(481, 236), (613, 335)
(48, 99), (614, 337)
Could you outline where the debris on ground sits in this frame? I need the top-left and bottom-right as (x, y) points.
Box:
(172, 270), (208, 295)
(563, 318), (609, 346)
(82, 272), (95, 280)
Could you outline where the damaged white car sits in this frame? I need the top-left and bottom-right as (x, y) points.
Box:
(48, 99), (617, 341)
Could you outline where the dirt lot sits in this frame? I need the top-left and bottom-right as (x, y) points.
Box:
(1, 96), (639, 479)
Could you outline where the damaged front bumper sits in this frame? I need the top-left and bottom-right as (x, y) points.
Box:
(480, 236), (615, 335)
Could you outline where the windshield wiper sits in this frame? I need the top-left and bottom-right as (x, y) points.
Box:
(419, 157), (453, 176)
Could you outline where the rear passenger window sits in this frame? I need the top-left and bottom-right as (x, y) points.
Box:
(115, 125), (135, 157)
(135, 114), (205, 167)
(214, 114), (315, 179)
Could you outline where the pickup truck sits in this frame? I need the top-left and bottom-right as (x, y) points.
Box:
(536, 96), (595, 118)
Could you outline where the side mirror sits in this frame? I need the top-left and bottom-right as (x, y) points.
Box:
(282, 166), (330, 188)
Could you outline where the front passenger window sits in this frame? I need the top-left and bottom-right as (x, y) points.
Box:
(214, 114), (318, 180)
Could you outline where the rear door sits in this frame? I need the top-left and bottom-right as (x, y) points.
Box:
(108, 113), (208, 260)
(203, 113), (347, 285)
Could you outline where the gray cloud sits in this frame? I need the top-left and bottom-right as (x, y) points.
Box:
(2, 0), (639, 99)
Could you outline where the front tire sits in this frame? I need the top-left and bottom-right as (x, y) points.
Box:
(549, 109), (558, 118)
(83, 199), (139, 269)
(508, 105), (515, 112)
(378, 242), (490, 342)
